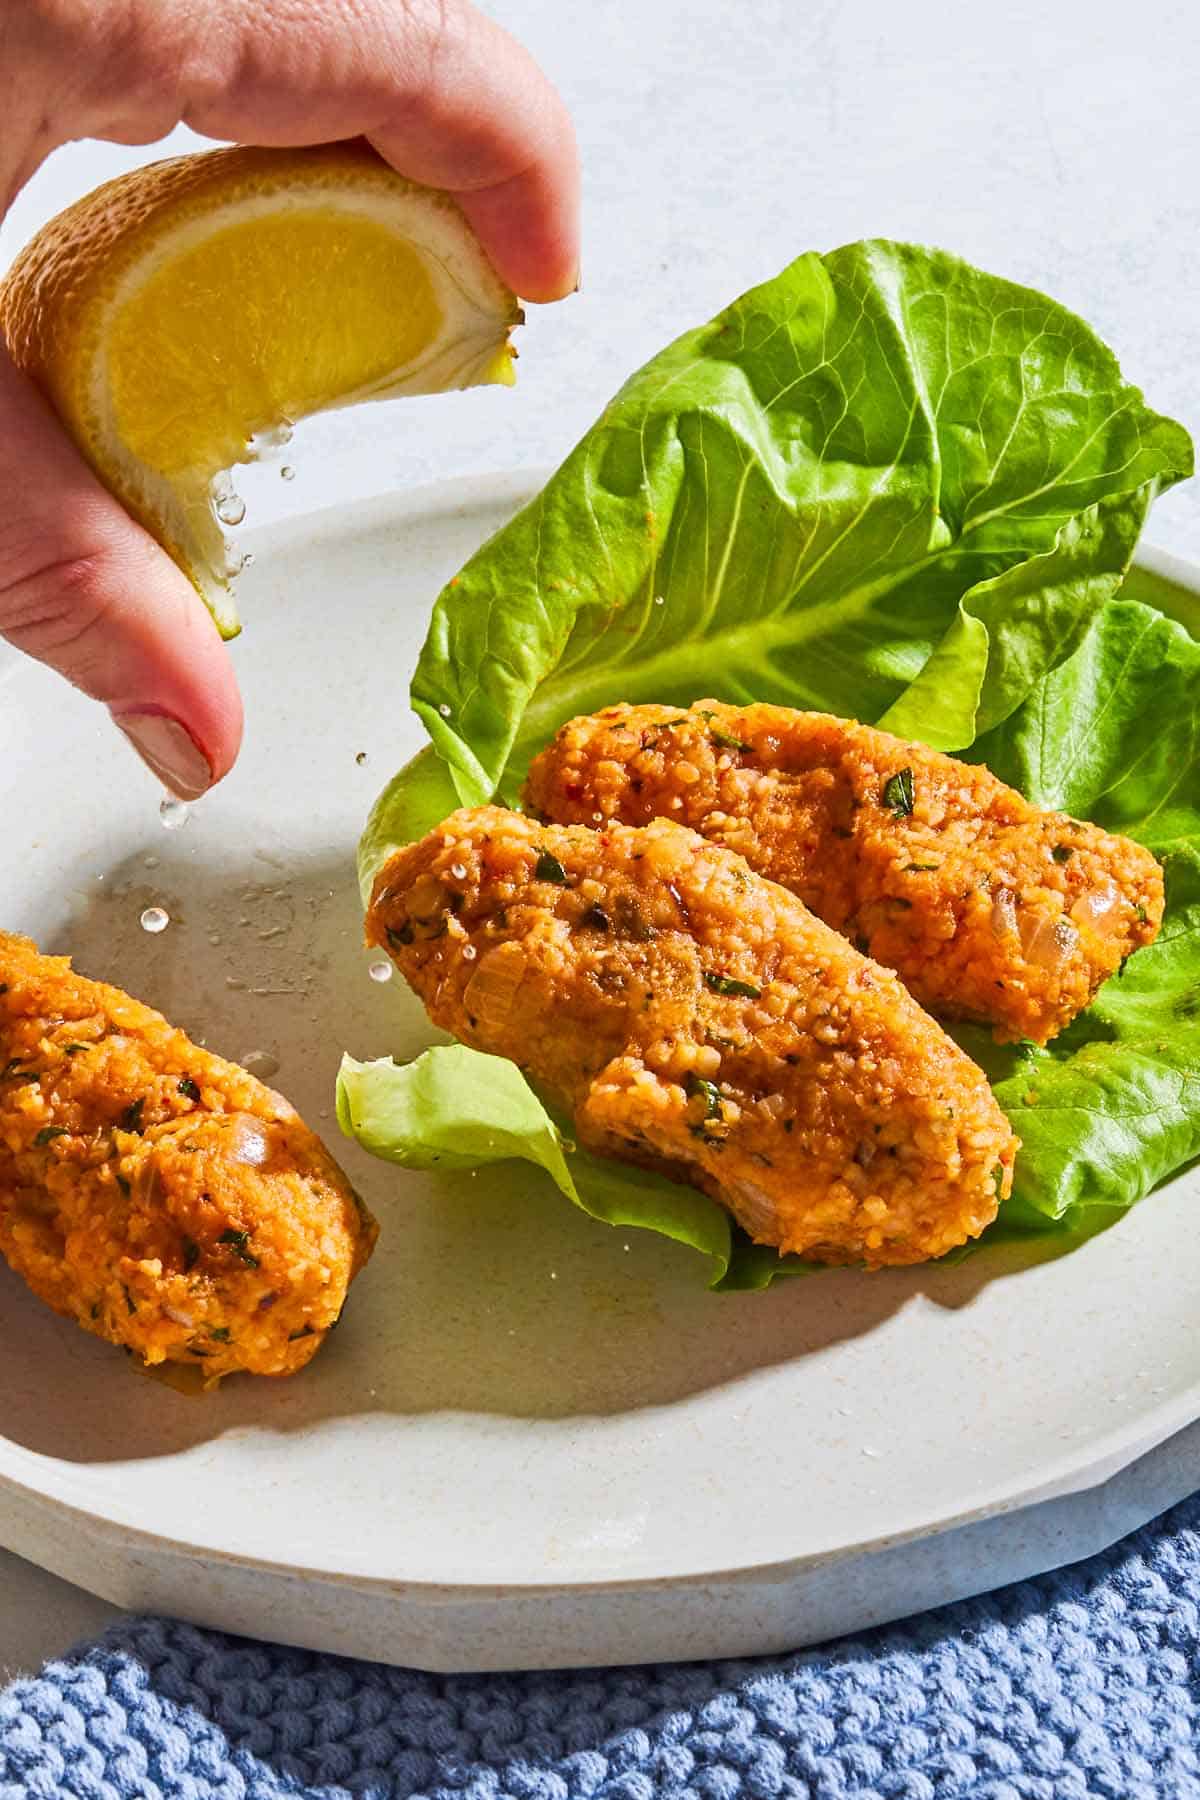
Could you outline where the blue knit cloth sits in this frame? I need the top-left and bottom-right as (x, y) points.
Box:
(4, 1495), (1200, 1800)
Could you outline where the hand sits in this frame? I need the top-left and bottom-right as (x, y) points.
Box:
(0, 0), (579, 798)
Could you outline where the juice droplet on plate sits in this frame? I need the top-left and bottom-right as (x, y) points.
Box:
(367, 959), (393, 983)
(242, 1049), (280, 1079)
(140, 906), (169, 934)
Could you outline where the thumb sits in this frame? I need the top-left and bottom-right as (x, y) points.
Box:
(0, 341), (242, 797)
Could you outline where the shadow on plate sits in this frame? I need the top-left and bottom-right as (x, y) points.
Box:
(0, 1220), (1063, 1467)
(0, 840), (1064, 1464)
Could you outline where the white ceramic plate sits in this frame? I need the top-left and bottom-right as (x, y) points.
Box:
(1, 473), (1198, 1672)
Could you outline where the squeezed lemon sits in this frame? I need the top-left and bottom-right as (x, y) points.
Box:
(0, 141), (521, 636)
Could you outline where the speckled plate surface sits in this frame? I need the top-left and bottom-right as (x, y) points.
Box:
(1, 474), (1199, 1672)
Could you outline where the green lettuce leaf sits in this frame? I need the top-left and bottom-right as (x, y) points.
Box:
(336, 1046), (733, 1279)
(969, 598), (1200, 1235)
(409, 239), (1191, 807)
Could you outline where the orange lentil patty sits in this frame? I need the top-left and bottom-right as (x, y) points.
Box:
(367, 808), (1018, 1267)
(0, 932), (377, 1378)
(524, 700), (1164, 1045)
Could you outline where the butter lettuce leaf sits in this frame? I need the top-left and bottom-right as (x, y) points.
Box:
(336, 1046), (733, 1279)
(970, 598), (1200, 1235)
(410, 239), (1191, 806)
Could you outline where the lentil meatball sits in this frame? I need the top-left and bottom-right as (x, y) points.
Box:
(0, 932), (377, 1379)
(525, 700), (1163, 1045)
(367, 808), (1018, 1267)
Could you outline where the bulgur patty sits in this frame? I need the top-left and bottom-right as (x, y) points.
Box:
(525, 700), (1164, 1045)
(367, 808), (1018, 1267)
(0, 932), (377, 1378)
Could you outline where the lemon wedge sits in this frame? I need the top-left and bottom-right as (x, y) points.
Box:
(0, 141), (522, 637)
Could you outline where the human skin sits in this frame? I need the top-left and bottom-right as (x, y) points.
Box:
(0, 0), (579, 796)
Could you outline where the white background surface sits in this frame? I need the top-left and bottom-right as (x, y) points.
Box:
(3, 0), (1200, 1679)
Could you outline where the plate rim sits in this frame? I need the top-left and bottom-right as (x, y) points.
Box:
(6, 1365), (1200, 1600)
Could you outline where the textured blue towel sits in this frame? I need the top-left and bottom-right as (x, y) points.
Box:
(3, 1494), (1200, 1800)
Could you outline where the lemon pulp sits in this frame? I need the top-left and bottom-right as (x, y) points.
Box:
(0, 143), (522, 635)
(108, 208), (443, 474)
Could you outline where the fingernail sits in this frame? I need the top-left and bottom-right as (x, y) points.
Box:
(112, 711), (213, 800)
